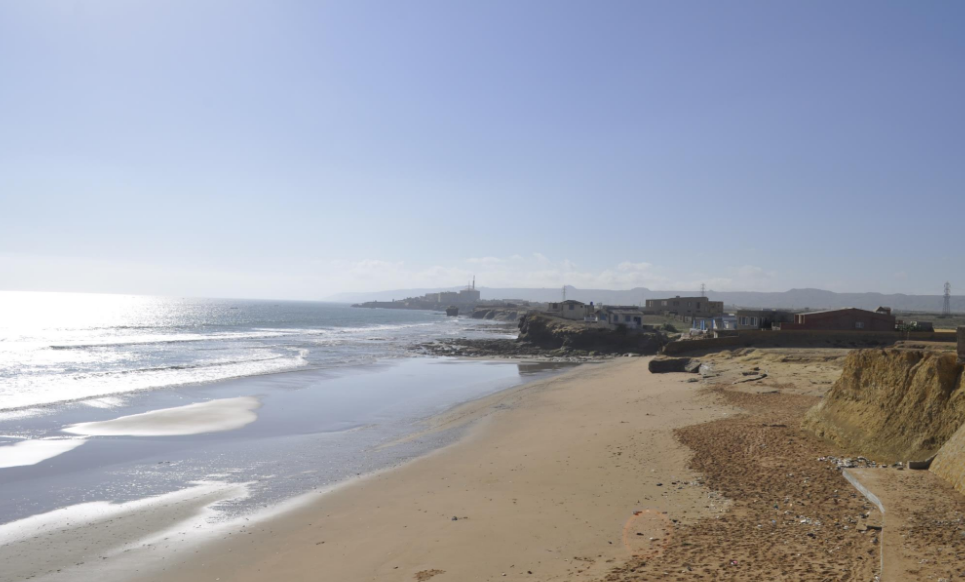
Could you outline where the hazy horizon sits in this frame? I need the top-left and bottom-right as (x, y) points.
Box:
(3, 284), (962, 308)
(3, 1), (964, 300)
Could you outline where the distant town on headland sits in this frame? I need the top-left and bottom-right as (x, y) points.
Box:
(329, 285), (963, 314)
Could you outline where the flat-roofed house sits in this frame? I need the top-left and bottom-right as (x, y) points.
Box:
(598, 306), (646, 329)
(644, 296), (723, 317)
(546, 300), (592, 321)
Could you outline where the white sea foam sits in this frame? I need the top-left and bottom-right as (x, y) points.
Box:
(81, 396), (127, 409)
(0, 293), (459, 411)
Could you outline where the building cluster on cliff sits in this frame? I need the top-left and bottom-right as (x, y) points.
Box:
(541, 294), (935, 335)
(354, 282), (939, 336)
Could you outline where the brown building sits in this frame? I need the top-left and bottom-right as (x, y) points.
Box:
(779, 307), (896, 332)
(644, 296), (723, 317)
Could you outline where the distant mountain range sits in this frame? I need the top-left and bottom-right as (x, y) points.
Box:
(327, 286), (964, 314)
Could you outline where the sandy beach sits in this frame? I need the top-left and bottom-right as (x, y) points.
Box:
(7, 348), (927, 581)
(124, 357), (731, 582)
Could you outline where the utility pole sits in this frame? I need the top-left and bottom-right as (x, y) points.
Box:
(941, 282), (951, 318)
(562, 285), (566, 302)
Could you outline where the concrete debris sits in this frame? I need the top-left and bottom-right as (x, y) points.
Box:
(817, 456), (879, 469)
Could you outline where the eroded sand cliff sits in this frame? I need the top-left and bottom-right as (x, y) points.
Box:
(804, 348), (965, 462)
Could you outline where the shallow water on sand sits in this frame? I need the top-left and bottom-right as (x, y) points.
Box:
(0, 358), (574, 529)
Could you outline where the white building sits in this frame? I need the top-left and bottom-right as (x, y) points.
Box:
(597, 306), (646, 329)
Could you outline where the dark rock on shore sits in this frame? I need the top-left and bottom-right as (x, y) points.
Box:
(415, 313), (668, 360)
(648, 357), (702, 374)
(517, 313), (667, 355)
(470, 306), (527, 322)
(416, 338), (595, 359)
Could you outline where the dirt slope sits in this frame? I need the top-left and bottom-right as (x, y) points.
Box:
(803, 349), (965, 462)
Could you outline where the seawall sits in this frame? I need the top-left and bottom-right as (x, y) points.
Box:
(662, 330), (956, 356)
(959, 326), (965, 363)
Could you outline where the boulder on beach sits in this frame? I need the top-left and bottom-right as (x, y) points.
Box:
(648, 357), (701, 374)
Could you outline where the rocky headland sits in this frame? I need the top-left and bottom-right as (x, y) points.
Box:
(416, 312), (669, 359)
(469, 305), (528, 322)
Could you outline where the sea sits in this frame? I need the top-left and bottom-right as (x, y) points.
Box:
(0, 291), (574, 572)
(0, 291), (518, 412)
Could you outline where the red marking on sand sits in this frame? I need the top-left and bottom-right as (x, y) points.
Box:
(622, 509), (674, 558)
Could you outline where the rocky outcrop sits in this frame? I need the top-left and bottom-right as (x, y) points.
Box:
(416, 338), (598, 359)
(804, 349), (965, 462)
(416, 313), (667, 359)
(471, 307), (527, 322)
(648, 357), (701, 374)
(517, 313), (667, 355)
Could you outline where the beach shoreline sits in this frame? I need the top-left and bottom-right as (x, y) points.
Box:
(122, 356), (732, 582)
(0, 355), (580, 582)
(4, 342), (901, 582)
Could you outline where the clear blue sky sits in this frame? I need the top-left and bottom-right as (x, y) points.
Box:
(2, 1), (963, 299)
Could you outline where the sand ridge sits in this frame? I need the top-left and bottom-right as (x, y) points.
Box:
(0, 437), (88, 469)
(63, 396), (261, 437)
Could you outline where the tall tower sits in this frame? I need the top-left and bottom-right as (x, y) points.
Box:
(700, 283), (706, 297)
(941, 282), (951, 318)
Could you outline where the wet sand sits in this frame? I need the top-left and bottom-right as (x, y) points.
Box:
(131, 357), (732, 582)
(0, 358), (577, 582)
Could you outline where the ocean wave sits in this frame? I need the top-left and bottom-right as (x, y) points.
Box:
(42, 322), (437, 351)
(0, 351), (311, 412)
